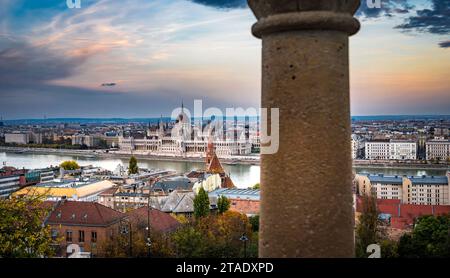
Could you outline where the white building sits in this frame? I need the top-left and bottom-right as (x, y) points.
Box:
(119, 136), (251, 157)
(426, 140), (450, 161)
(351, 134), (364, 159)
(364, 141), (390, 160)
(5, 133), (30, 145)
(365, 140), (417, 160)
(389, 140), (417, 160)
(355, 173), (450, 205)
(71, 134), (101, 147)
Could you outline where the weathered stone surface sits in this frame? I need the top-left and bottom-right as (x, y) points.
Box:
(249, 0), (360, 258)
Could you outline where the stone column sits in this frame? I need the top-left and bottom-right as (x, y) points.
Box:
(248, 0), (361, 257)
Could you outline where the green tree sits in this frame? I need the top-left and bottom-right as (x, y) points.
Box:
(250, 183), (260, 190)
(0, 195), (55, 258)
(128, 156), (139, 175)
(398, 214), (450, 258)
(379, 239), (399, 258)
(171, 226), (206, 258)
(249, 215), (259, 232)
(59, 160), (80, 170)
(194, 187), (210, 218)
(217, 195), (230, 214)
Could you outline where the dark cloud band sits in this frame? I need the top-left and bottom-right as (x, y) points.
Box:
(395, 0), (450, 35)
(189, 0), (247, 9)
(438, 40), (450, 48)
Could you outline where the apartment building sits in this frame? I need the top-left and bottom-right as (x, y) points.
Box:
(355, 173), (450, 205)
(44, 200), (126, 257)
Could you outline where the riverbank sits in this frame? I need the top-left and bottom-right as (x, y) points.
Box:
(0, 146), (260, 165)
(0, 146), (449, 171)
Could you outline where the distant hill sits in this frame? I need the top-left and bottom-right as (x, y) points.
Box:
(2, 115), (449, 125)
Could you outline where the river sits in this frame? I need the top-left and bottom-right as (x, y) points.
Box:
(1, 152), (448, 189)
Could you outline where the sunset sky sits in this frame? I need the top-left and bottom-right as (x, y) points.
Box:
(0, 0), (449, 119)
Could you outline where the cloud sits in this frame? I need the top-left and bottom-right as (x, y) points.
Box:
(438, 40), (450, 48)
(189, 0), (247, 9)
(101, 83), (117, 87)
(395, 0), (450, 34)
(356, 0), (414, 18)
(0, 41), (95, 87)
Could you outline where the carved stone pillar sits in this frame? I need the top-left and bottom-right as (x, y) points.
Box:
(248, 0), (361, 257)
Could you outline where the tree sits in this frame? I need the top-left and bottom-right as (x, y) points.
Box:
(379, 239), (398, 258)
(0, 195), (56, 258)
(217, 195), (230, 214)
(250, 183), (260, 190)
(171, 226), (206, 258)
(398, 214), (450, 258)
(171, 211), (254, 258)
(98, 221), (175, 258)
(249, 215), (259, 232)
(355, 194), (386, 258)
(193, 187), (210, 218)
(128, 156), (139, 175)
(59, 160), (80, 170)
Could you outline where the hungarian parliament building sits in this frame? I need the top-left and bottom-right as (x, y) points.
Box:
(118, 110), (260, 157)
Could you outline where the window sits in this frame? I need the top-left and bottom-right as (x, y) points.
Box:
(79, 230), (85, 243)
(66, 230), (73, 242)
(91, 231), (97, 243)
(51, 229), (58, 241)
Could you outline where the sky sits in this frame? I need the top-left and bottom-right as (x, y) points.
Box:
(0, 0), (449, 119)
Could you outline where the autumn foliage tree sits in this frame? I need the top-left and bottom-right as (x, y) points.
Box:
(171, 211), (256, 258)
(0, 195), (55, 258)
(355, 194), (386, 258)
(128, 156), (139, 175)
(59, 160), (80, 170)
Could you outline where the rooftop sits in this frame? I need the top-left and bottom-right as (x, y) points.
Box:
(152, 177), (193, 193)
(209, 188), (261, 201)
(367, 174), (403, 185)
(44, 200), (126, 227)
(366, 174), (448, 185)
(127, 206), (180, 232)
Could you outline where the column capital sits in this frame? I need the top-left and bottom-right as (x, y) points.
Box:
(248, 0), (361, 38)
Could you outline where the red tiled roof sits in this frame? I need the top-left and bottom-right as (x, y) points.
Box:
(207, 154), (225, 175)
(45, 200), (126, 227)
(127, 206), (180, 232)
(222, 176), (235, 189)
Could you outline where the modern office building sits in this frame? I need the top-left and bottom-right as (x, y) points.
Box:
(0, 167), (27, 198)
(365, 140), (417, 160)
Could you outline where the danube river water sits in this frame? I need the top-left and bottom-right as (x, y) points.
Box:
(1, 152), (448, 189)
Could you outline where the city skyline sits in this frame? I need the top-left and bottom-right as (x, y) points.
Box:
(0, 0), (449, 119)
